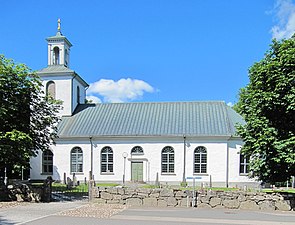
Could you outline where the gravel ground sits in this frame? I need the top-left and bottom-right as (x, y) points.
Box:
(0, 201), (28, 209)
(58, 203), (127, 218)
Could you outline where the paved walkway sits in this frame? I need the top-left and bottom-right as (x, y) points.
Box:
(0, 201), (86, 225)
(0, 202), (295, 225)
(112, 207), (295, 225)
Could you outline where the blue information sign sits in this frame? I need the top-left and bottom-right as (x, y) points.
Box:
(186, 176), (202, 180)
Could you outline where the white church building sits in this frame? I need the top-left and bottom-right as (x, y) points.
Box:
(30, 25), (257, 188)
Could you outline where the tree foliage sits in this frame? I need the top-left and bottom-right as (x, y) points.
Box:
(235, 38), (295, 183)
(0, 55), (61, 177)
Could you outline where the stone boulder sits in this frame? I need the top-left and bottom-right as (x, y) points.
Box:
(209, 197), (221, 207)
(275, 200), (291, 211)
(240, 201), (259, 210)
(222, 199), (240, 209)
(126, 198), (142, 206)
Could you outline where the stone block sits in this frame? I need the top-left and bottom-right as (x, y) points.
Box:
(175, 190), (186, 199)
(167, 197), (177, 206)
(107, 199), (120, 204)
(117, 188), (125, 195)
(240, 201), (259, 210)
(113, 194), (122, 200)
(100, 192), (113, 200)
(125, 189), (136, 195)
(150, 192), (160, 198)
(209, 197), (221, 207)
(138, 192), (149, 198)
(222, 199), (240, 209)
(143, 198), (158, 207)
(254, 195), (265, 202)
(107, 188), (118, 194)
(258, 201), (275, 211)
(126, 198), (142, 206)
(138, 188), (152, 195)
(213, 205), (224, 209)
(200, 196), (210, 204)
(197, 203), (211, 209)
(157, 199), (168, 207)
(238, 194), (247, 202)
(275, 200), (291, 211)
(185, 190), (193, 197)
(160, 189), (174, 197)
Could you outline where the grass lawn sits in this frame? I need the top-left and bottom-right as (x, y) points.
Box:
(51, 182), (119, 192)
(262, 188), (295, 193)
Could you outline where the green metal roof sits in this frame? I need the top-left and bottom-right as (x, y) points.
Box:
(37, 65), (89, 87)
(46, 31), (72, 47)
(57, 101), (244, 138)
(38, 65), (75, 74)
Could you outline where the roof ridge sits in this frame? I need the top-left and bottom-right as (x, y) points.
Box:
(91, 101), (226, 106)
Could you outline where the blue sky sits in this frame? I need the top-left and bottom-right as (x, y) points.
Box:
(1, 0), (295, 104)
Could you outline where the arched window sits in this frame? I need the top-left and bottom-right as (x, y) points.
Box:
(53, 46), (60, 65)
(46, 81), (56, 99)
(65, 49), (68, 67)
(77, 86), (80, 104)
(71, 147), (83, 173)
(42, 150), (53, 174)
(161, 146), (174, 173)
(194, 146), (207, 174)
(101, 146), (113, 173)
(131, 146), (144, 155)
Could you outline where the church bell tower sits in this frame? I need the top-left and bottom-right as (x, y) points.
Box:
(37, 19), (89, 116)
(46, 19), (72, 68)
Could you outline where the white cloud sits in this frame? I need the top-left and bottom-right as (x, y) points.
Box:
(87, 78), (155, 103)
(227, 102), (234, 107)
(271, 0), (295, 39)
(86, 95), (102, 104)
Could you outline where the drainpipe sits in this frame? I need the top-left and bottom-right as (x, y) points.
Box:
(182, 135), (186, 184)
(226, 136), (231, 188)
(89, 136), (93, 180)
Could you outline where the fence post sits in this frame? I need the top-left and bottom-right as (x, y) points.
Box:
(88, 180), (94, 202)
(43, 176), (52, 202)
(63, 173), (67, 185)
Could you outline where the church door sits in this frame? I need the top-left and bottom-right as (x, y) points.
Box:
(131, 162), (143, 182)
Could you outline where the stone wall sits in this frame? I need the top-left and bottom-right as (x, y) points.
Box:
(0, 179), (52, 203)
(93, 187), (295, 211)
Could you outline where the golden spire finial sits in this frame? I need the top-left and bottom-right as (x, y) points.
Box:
(57, 18), (61, 31)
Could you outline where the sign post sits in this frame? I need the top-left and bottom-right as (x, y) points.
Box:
(186, 176), (201, 207)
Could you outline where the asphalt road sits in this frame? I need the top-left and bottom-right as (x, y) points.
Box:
(0, 202), (294, 225)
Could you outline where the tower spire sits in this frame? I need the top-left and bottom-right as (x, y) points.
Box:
(47, 19), (72, 67)
(56, 18), (62, 36)
(57, 18), (61, 32)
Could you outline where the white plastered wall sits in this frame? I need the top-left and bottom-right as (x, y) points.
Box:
(30, 136), (257, 187)
(41, 76), (72, 116)
(228, 139), (258, 188)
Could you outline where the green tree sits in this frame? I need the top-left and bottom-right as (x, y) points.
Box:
(235, 37), (295, 183)
(0, 55), (61, 178)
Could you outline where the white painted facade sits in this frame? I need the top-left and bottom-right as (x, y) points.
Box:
(40, 75), (87, 116)
(30, 25), (258, 188)
(30, 136), (256, 187)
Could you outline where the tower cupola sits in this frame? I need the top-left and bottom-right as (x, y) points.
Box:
(46, 19), (72, 67)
